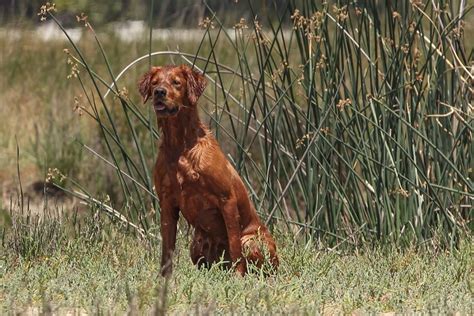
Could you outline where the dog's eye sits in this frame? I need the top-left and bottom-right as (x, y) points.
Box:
(172, 79), (180, 86)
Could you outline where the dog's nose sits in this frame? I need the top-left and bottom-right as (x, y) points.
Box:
(155, 88), (167, 98)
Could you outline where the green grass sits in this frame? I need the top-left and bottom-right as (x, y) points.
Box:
(1, 210), (472, 314)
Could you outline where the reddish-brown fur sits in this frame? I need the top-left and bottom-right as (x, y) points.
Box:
(138, 65), (279, 276)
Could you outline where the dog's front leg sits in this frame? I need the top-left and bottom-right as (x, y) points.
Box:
(222, 198), (245, 276)
(160, 201), (179, 277)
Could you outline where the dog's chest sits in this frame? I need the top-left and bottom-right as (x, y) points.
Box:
(161, 155), (217, 225)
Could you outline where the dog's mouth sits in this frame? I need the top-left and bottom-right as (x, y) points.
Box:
(154, 101), (179, 116)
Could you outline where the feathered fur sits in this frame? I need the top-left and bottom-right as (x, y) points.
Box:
(138, 65), (279, 276)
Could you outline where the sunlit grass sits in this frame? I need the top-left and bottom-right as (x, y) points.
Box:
(1, 210), (472, 314)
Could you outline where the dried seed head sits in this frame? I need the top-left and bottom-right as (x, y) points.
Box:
(384, 37), (395, 47)
(253, 19), (262, 33)
(46, 167), (66, 184)
(401, 44), (410, 54)
(390, 188), (410, 197)
(290, 9), (304, 29)
(336, 98), (351, 111)
(234, 18), (248, 30)
(73, 96), (84, 116)
(73, 95), (87, 116)
(451, 24), (464, 40)
(332, 5), (348, 22)
(67, 58), (80, 79)
(315, 54), (326, 69)
(37, 2), (56, 21)
(76, 12), (89, 27)
(320, 127), (330, 135)
(291, 9), (324, 41)
(295, 132), (314, 149)
(410, 0), (424, 9)
(392, 11), (401, 20)
(119, 87), (129, 99)
(198, 17), (215, 30)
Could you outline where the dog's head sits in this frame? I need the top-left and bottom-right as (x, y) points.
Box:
(138, 65), (207, 117)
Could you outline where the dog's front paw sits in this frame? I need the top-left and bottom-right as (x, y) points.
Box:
(235, 261), (246, 277)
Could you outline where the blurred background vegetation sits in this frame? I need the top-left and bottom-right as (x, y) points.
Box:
(0, 1), (420, 27)
(1, 0), (288, 27)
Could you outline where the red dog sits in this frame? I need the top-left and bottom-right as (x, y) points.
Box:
(139, 65), (279, 276)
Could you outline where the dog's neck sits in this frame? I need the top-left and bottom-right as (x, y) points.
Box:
(157, 107), (208, 157)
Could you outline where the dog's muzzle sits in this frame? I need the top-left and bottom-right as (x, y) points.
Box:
(154, 101), (179, 116)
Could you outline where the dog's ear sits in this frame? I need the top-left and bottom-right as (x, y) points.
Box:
(138, 67), (159, 104)
(182, 65), (207, 106)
